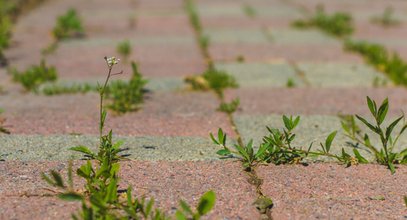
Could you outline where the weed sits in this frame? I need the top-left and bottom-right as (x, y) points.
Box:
(211, 115), (363, 169)
(185, 0), (212, 64)
(218, 98), (240, 114)
(341, 97), (407, 174)
(371, 7), (400, 27)
(105, 61), (148, 113)
(199, 34), (210, 52)
(185, 0), (201, 32)
(0, 108), (10, 134)
(404, 196), (407, 207)
(372, 76), (388, 87)
(42, 57), (216, 219)
(292, 6), (353, 37)
(116, 40), (132, 62)
(243, 5), (256, 18)
(0, 12), (11, 65)
(53, 8), (84, 40)
(236, 55), (245, 63)
(40, 82), (98, 96)
(0, 14), (11, 49)
(286, 78), (296, 88)
(11, 59), (58, 92)
(41, 42), (58, 55)
(345, 39), (407, 85)
(185, 68), (238, 97)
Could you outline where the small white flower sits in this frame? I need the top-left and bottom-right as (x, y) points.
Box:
(105, 56), (120, 67)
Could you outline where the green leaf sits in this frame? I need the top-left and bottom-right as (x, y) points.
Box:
(377, 98), (389, 125)
(58, 192), (83, 201)
(209, 132), (219, 145)
(293, 116), (300, 128)
(404, 196), (407, 207)
(112, 140), (124, 150)
(353, 149), (368, 163)
(216, 149), (231, 156)
(367, 96), (377, 116)
(175, 211), (187, 220)
(197, 190), (216, 215)
(282, 115), (291, 130)
(218, 128), (226, 146)
(105, 179), (118, 203)
(341, 121), (350, 135)
(255, 143), (270, 159)
(146, 198), (154, 216)
(388, 162), (396, 174)
(126, 187), (133, 206)
(234, 143), (249, 161)
(356, 115), (378, 133)
(70, 146), (95, 158)
(325, 131), (337, 153)
(51, 170), (65, 188)
(179, 200), (193, 215)
(41, 172), (56, 187)
(385, 116), (403, 139)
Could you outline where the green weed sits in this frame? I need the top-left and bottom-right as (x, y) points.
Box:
(345, 39), (407, 85)
(199, 34), (210, 52)
(218, 98), (240, 114)
(106, 62), (147, 113)
(292, 6), (353, 37)
(11, 59), (58, 91)
(0, 10), (11, 65)
(53, 8), (84, 40)
(116, 40), (132, 62)
(211, 115), (364, 170)
(185, 68), (238, 97)
(371, 7), (400, 27)
(0, 108), (10, 134)
(341, 97), (407, 174)
(42, 56), (216, 219)
(236, 55), (245, 63)
(40, 82), (98, 96)
(185, 0), (201, 32)
(286, 78), (296, 88)
(243, 5), (256, 18)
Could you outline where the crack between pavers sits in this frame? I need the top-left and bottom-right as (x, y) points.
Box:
(183, 1), (274, 218)
(288, 60), (312, 87)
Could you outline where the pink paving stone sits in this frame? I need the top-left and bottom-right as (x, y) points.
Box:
(37, 41), (204, 80)
(353, 21), (407, 42)
(136, 15), (195, 36)
(134, 44), (206, 77)
(224, 87), (407, 116)
(209, 43), (364, 63)
(137, 0), (184, 10)
(257, 163), (407, 219)
(201, 16), (293, 29)
(0, 197), (79, 220)
(296, 0), (403, 14)
(1, 91), (236, 138)
(0, 160), (259, 219)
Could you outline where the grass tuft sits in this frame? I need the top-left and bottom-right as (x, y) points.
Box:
(11, 60), (58, 92)
(53, 8), (84, 40)
(106, 62), (148, 113)
(345, 39), (407, 85)
(292, 6), (353, 37)
(185, 68), (238, 97)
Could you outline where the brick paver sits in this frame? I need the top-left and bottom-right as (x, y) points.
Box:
(1, 0), (407, 219)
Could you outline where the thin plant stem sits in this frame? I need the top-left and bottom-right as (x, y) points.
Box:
(99, 66), (112, 142)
